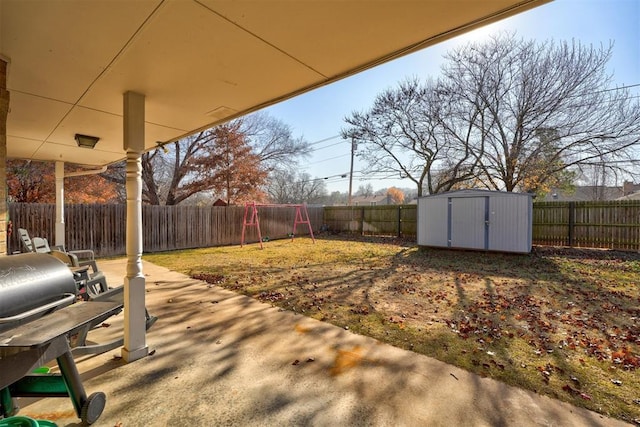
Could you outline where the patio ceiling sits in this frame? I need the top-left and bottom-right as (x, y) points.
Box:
(1, 0), (549, 167)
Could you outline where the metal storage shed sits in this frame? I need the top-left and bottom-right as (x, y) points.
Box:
(417, 190), (533, 253)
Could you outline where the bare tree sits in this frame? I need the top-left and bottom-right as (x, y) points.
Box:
(355, 183), (374, 197)
(102, 132), (214, 205)
(343, 34), (640, 196)
(266, 170), (327, 204)
(239, 111), (311, 173)
(572, 154), (633, 201)
(342, 78), (478, 197)
(440, 33), (640, 193)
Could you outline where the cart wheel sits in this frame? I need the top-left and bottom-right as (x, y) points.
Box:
(81, 392), (106, 425)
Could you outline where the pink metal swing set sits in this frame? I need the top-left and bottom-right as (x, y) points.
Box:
(240, 202), (316, 249)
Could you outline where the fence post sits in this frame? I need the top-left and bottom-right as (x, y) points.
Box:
(568, 202), (575, 247)
(360, 207), (365, 236)
(397, 206), (402, 238)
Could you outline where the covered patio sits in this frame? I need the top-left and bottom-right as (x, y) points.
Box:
(0, 0), (582, 424)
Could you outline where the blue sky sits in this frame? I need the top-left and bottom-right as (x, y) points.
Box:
(262, 0), (640, 194)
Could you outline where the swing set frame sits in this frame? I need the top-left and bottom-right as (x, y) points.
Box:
(240, 202), (316, 249)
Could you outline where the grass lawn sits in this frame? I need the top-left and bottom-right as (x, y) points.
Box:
(144, 235), (640, 424)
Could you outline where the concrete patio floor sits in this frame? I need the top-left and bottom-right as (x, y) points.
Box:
(16, 258), (631, 426)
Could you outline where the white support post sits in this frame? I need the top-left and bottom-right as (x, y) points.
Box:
(0, 58), (9, 256)
(55, 161), (65, 248)
(121, 91), (148, 362)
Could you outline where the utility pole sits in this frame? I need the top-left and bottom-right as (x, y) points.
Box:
(348, 138), (356, 206)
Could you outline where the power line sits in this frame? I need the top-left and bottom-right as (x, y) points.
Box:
(582, 159), (640, 165)
(592, 83), (640, 94)
(293, 169), (413, 185)
(566, 93), (640, 109)
(301, 153), (350, 166)
(309, 140), (346, 152)
(308, 135), (341, 146)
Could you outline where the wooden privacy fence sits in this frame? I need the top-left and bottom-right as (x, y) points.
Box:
(533, 200), (640, 251)
(323, 205), (417, 237)
(9, 203), (323, 257)
(8, 200), (640, 255)
(326, 201), (640, 251)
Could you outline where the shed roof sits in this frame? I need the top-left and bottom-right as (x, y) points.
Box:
(419, 189), (534, 199)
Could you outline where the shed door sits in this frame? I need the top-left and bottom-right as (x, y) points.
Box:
(450, 197), (487, 250)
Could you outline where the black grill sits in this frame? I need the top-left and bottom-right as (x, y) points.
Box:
(0, 253), (124, 424)
(0, 253), (77, 332)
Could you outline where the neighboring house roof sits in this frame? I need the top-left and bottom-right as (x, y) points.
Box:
(541, 186), (625, 202)
(617, 191), (640, 201)
(623, 181), (640, 196)
(351, 195), (391, 206)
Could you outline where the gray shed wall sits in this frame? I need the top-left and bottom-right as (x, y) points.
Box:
(417, 190), (532, 253)
(487, 195), (532, 252)
(417, 197), (447, 246)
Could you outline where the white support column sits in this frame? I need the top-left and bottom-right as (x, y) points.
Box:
(121, 91), (148, 362)
(0, 58), (9, 256)
(54, 161), (65, 248)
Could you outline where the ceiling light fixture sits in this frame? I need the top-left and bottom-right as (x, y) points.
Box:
(74, 133), (100, 149)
